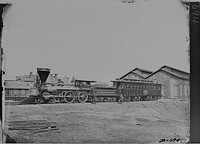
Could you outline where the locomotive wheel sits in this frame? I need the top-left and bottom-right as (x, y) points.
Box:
(34, 98), (43, 104)
(78, 92), (88, 103)
(49, 97), (58, 103)
(63, 91), (75, 103)
(60, 92), (67, 103)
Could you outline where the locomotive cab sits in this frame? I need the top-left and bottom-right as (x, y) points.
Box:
(72, 79), (96, 88)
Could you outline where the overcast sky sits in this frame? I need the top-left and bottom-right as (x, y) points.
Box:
(2, 0), (189, 83)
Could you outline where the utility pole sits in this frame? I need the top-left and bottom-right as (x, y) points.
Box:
(0, 3), (12, 121)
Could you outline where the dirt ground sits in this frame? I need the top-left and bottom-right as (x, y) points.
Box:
(3, 99), (190, 143)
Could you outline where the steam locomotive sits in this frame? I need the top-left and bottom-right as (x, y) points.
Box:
(21, 68), (162, 104)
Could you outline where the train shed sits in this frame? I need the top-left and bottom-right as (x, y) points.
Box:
(145, 65), (190, 99)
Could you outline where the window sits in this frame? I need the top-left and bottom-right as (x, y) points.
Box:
(21, 90), (25, 95)
(5, 89), (10, 95)
(18, 90), (21, 95)
(13, 90), (18, 95)
(180, 85), (182, 96)
(25, 90), (29, 95)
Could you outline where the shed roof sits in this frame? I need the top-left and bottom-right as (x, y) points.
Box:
(161, 65), (190, 75)
(119, 68), (153, 79)
(146, 68), (190, 81)
(17, 77), (35, 82)
(133, 68), (154, 74)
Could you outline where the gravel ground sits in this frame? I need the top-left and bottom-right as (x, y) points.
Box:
(3, 99), (190, 143)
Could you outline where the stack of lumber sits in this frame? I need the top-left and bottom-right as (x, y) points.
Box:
(7, 120), (58, 135)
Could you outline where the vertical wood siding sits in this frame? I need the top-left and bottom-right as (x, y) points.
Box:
(146, 71), (190, 99)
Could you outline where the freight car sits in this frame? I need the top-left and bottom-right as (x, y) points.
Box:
(20, 68), (162, 104)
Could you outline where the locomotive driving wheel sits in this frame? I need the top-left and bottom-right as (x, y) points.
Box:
(78, 92), (88, 103)
(62, 91), (75, 103)
(34, 98), (43, 104)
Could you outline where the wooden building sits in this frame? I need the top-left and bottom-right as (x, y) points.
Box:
(4, 80), (33, 101)
(119, 68), (153, 80)
(146, 65), (190, 99)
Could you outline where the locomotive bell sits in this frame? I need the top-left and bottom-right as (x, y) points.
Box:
(37, 68), (50, 84)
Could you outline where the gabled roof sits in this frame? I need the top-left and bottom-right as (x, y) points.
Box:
(133, 68), (154, 74)
(119, 68), (153, 79)
(145, 69), (189, 81)
(17, 77), (35, 82)
(161, 65), (190, 75)
(119, 71), (145, 79)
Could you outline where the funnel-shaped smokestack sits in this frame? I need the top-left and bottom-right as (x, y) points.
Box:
(37, 68), (50, 84)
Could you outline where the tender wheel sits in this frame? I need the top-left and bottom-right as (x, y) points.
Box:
(78, 92), (88, 103)
(124, 97), (130, 102)
(63, 91), (75, 103)
(49, 97), (57, 104)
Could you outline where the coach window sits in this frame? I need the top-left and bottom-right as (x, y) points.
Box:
(13, 90), (18, 96)
(21, 90), (25, 95)
(5, 89), (10, 96)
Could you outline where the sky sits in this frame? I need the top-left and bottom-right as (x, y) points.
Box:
(2, 0), (189, 83)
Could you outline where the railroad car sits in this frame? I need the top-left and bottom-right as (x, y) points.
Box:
(112, 79), (162, 102)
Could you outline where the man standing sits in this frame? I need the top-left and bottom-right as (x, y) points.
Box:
(118, 88), (124, 104)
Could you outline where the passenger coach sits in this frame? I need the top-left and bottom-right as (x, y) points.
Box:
(112, 79), (162, 102)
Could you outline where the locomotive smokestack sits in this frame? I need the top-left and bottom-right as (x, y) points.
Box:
(37, 68), (50, 84)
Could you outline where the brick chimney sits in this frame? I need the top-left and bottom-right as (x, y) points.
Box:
(29, 72), (33, 77)
(55, 74), (58, 83)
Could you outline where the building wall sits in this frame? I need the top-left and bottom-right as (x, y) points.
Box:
(4, 80), (33, 100)
(146, 71), (190, 99)
(5, 89), (29, 97)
